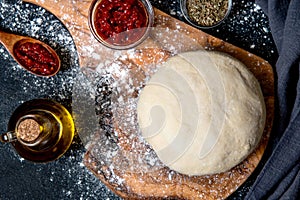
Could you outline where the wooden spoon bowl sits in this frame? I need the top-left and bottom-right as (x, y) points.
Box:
(0, 30), (61, 77)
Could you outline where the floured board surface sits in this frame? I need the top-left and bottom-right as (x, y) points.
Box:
(23, 0), (274, 199)
(81, 48), (274, 200)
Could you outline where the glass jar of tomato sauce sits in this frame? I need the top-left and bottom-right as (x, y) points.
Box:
(88, 0), (154, 50)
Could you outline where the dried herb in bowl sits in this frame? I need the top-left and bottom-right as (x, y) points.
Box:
(183, 0), (231, 28)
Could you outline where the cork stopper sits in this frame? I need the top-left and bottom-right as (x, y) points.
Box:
(17, 119), (41, 142)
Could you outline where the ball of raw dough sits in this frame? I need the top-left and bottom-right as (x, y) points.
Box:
(137, 50), (266, 176)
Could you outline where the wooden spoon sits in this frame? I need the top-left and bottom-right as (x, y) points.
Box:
(0, 30), (61, 77)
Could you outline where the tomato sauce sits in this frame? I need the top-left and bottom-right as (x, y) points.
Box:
(13, 41), (59, 76)
(93, 0), (149, 46)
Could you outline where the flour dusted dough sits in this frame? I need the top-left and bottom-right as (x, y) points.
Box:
(137, 50), (266, 176)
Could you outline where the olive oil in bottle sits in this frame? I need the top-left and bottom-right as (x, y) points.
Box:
(0, 99), (75, 163)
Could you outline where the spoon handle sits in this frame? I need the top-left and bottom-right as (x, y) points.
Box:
(0, 30), (26, 53)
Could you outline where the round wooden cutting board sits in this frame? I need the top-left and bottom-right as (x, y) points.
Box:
(23, 1), (275, 199)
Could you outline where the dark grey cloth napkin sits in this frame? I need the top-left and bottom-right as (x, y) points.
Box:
(246, 0), (300, 199)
